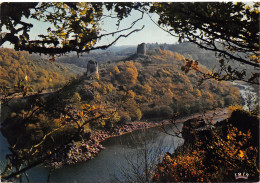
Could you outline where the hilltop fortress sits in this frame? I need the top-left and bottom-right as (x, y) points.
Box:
(137, 43), (146, 55)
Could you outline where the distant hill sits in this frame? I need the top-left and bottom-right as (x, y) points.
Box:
(55, 42), (255, 81)
(147, 42), (255, 79)
(51, 49), (242, 123)
(55, 45), (136, 68)
(0, 48), (85, 91)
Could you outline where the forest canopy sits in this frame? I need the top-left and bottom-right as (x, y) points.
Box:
(0, 48), (78, 91)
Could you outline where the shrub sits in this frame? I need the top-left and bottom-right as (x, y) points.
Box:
(142, 108), (159, 119)
(129, 108), (142, 121)
(127, 90), (136, 99)
(159, 105), (173, 117)
(224, 95), (234, 106)
(194, 89), (202, 98)
(71, 92), (81, 103)
(217, 99), (225, 108)
(228, 105), (243, 114)
(113, 65), (120, 75)
(119, 111), (131, 123)
(106, 83), (114, 92)
(143, 84), (152, 93)
(135, 109), (142, 121)
(91, 81), (102, 90)
(153, 150), (211, 182)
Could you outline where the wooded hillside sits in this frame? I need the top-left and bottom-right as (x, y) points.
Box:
(0, 48), (84, 91)
(58, 49), (242, 125)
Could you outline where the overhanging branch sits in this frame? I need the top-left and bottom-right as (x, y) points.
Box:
(186, 35), (259, 68)
(1, 9), (145, 56)
(89, 25), (145, 51)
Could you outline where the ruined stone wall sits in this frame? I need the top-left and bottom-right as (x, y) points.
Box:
(86, 60), (99, 79)
(137, 43), (146, 55)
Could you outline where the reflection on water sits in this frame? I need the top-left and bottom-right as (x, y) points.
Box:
(46, 124), (183, 182)
(0, 98), (183, 182)
(1, 124), (182, 182)
(0, 132), (9, 173)
(0, 110), (11, 173)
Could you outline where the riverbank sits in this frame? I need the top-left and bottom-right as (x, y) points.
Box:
(46, 107), (230, 168)
(45, 121), (161, 167)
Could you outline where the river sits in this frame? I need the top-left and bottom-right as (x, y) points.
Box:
(0, 82), (258, 182)
(0, 121), (183, 182)
(232, 81), (259, 111)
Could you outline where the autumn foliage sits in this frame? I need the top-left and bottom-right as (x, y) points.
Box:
(153, 110), (259, 182)
(70, 50), (242, 123)
(0, 48), (74, 91)
(153, 150), (211, 182)
(0, 47), (246, 181)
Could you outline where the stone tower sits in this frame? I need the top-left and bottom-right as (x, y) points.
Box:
(86, 60), (99, 79)
(137, 43), (146, 55)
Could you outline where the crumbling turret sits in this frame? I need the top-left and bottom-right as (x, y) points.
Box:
(137, 43), (146, 55)
(86, 60), (99, 79)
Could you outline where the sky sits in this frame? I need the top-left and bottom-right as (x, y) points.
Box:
(96, 10), (178, 46)
(1, 1), (253, 48)
(1, 3), (178, 49)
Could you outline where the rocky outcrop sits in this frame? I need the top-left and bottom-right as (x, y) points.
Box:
(45, 121), (160, 168)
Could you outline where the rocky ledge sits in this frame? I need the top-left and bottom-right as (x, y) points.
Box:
(45, 121), (160, 168)
(45, 108), (229, 168)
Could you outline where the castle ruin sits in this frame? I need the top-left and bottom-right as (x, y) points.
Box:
(86, 60), (99, 79)
(137, 43), (146, 55)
